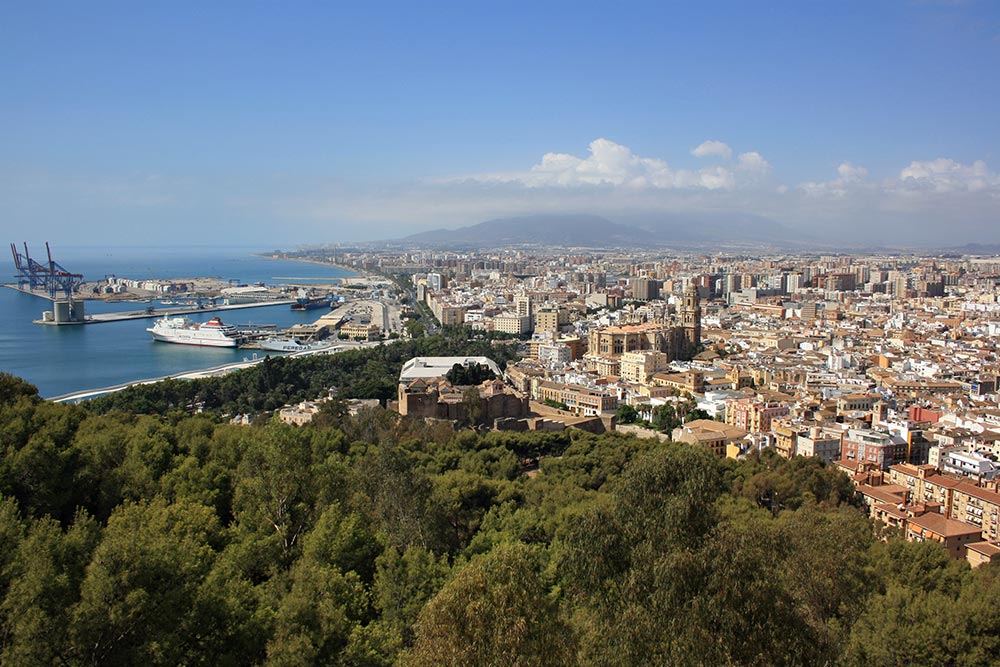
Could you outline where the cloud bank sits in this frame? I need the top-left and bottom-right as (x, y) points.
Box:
(418, 139), (997, 245)
(461, 138), (770, 191)
(4, 138), (998, 247)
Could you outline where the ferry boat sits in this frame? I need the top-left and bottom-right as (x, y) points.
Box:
(147, 316), (242, 347)
(258, 336), (335, 352)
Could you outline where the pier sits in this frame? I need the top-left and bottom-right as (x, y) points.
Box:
(60, 299), (298, 325)
(1, 285), (297, 325)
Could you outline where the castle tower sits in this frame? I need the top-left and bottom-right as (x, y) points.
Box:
(682, 283), (701, 351)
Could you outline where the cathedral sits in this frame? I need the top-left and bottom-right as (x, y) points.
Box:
(587, 283), (701, 362)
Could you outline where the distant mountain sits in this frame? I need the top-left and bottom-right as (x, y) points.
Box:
(395, 212), (803, 250)
(399, 214), (644, 248)
(617, 211), (802, 246)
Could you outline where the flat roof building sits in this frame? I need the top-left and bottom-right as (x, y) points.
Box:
(399, 356), (502, 382)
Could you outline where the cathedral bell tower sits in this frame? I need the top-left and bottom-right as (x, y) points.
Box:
(682, 283), (701, 351)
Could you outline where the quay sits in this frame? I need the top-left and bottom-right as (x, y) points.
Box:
(3, 284), (297, 325)
(57, 299), (299, 325)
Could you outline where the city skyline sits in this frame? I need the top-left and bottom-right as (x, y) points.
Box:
(2, 1), (998, 246)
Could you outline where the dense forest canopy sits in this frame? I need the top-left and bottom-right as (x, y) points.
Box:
(0, 338), (998, 665)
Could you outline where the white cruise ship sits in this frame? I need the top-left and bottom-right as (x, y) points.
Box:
(147, 316), (242, 347)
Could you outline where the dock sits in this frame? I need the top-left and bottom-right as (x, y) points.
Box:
(33, 299), (296, 325)
(4, 283), (298, 325)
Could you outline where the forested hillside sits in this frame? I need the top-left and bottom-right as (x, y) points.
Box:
(1, 371), (999, 666)
(87, 330), (521, 417)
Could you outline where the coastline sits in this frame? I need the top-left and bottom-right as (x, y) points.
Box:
(3, 251), (376, 399)
(256, 253), (372, 279)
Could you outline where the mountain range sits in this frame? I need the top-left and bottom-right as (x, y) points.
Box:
(396, 213), (800, 249)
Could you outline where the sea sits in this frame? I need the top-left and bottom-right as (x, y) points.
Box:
(0, 245), (356, 398)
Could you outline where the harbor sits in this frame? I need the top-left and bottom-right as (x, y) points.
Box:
(0, 247), (363, 398)
(7, 290), (299, 325)
(1, 243), (411, 399)
(43, 295), (401, 403)
(6, 242), (352, 326)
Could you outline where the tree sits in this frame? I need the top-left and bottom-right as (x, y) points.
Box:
(265, 560), (367, 667)
(69, 499), (223, 666)
(404, 543), (575, 667)
(0, 495), (24, 606)
(233, 426), (329, 556)
(404, 320), (426, 339)
(301, 501), (381, 583)
(558, 444), (726, 665)
(358, 444), (452, 553)
(615, 404), (639, 424)
(446, 363), (495, 386)
(0, 372), (39, 407)
(731, 450), (858, 512)
(372, 546), (451, 651)
(462, 387), (484, 427)
(1, 511), (101, 666)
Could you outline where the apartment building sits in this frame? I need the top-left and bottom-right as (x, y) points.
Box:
(493, 313), (532, 335)
(889, 464), (962, 509)
(632, 277), (660, 301)
(836, 393), (878, 415)
(672, 419), (749, 458)
(842, 428), (907, 471)
(340, 321), (381, 341)
(725, 398), (790, 434)
(538, 342), (572, 365)
(650, 371), (706, 395)
(796, 425), (843, 463)
(619, 350), (669, 384)
(534, 306), (568, 334)
(951, 484), (1000, 544)
(536, 381), (618, 416)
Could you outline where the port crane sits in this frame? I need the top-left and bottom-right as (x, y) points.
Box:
(10, 242), (84, 299)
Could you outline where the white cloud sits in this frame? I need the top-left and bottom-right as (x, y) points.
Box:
(897, 158), (998, 192)
(798, 158), (1000, 201)
(798, 161), (871, 197)
(837, 162), (869, 182)
(527, 138), (675, 188)
(464, 138), (769, 191)
(736, 151), (771, 179)
(691, 140), (733, 160)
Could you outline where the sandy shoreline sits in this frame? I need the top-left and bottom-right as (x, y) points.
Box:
(256, 253), (371, 278)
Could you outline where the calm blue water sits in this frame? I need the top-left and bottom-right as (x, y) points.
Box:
(0, 246), (354, 398)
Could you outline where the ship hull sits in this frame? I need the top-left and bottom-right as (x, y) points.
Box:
(147, 315), (242, 347)
(150, 333), (239, 347)
(291, 299), (332, 311)
(259, 339), (334, 352)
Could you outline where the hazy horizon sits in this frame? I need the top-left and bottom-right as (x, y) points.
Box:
(2, 2), (998, 248)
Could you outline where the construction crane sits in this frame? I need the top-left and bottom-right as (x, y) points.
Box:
(10, 242), (84, 299)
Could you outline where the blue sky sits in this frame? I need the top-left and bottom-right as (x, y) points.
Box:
(2, 1), (998, 247)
